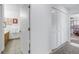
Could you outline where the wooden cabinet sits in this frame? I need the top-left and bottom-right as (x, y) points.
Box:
(4, 32), (9, 46)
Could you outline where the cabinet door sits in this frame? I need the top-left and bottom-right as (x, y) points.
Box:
(4, 32), (9, 46)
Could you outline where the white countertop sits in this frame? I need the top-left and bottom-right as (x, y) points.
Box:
(4, 28), (9, 33)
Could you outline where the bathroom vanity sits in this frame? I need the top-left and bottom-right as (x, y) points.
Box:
(4, 31), (9, 46)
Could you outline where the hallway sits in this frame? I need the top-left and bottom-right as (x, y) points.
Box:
(1, 4), (79, 54)
(71, 34), (79, 44)
(3, 39), (22, 54)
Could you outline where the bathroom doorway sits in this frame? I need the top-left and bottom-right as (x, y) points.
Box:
(2, 4), (30, 54)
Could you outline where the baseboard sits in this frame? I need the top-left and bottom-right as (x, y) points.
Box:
(49, 41), (69, 54)
(9, 37), (20, 40)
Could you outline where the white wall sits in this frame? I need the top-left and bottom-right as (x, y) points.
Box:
(30, 5), (69, 54)
(4, 4), (20, 18)
(30, 4), (52, 54)
(0, 5), (4, 53)
(4, 4), (20, 33)
(57, 7), (69, 47)
(49, 7), (58, 49)
(20, 4), (29, 53)
(49, 5), (69, 50)
(4, 4), (20, 39)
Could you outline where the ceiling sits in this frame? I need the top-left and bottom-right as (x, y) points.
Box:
(52, 4), (79, 15)
(63, 4), (79, 15)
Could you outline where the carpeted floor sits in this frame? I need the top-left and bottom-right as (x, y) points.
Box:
(53, 34), (79, 54)
(52, 42), (79, 54)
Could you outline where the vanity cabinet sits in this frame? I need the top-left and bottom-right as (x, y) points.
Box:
(4, 32), (9, 46)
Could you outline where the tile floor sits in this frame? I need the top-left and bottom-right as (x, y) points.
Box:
(3, 39), (22, 54)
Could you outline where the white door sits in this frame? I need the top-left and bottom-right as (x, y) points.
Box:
(20, 5), (30, 54)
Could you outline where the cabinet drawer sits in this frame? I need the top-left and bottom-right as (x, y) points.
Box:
(4, 32), (9, 46)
